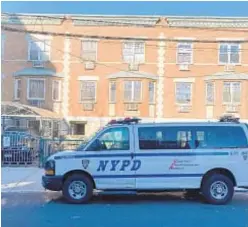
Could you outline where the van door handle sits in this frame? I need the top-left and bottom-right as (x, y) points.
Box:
(131, 152), (134, 159)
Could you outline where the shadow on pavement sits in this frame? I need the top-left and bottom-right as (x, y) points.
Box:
(51, 192), (204, 205)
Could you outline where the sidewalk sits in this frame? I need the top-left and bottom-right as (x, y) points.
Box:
(1, 167), (248, 193)
(1, 167), (44, 192)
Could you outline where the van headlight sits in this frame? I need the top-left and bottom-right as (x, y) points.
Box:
(44, 160), (55, 176)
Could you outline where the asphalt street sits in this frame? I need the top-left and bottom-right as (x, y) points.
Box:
(2, 191), (248, 227)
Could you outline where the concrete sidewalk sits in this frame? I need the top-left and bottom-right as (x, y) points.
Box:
(1, 167), (44, 192)
(1, 167), (248, 193)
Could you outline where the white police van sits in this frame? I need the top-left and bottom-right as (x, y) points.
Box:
(42, 117), (248, 205)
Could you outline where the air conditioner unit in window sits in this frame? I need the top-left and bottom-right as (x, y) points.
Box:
(177, 105), (191, 113)
(179, 64), (189, 71)
(32, 61), (44, 68)
(226, 105), (238, 113)
(83, 102), (94, 111)
(128, 63), (139, 71)
(84, 61), (96, 70)
(125, 103), (138, 111)
(224, 64), (235, 72)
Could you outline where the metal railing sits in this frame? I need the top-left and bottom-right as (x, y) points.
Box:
(1, 131), (40, 166)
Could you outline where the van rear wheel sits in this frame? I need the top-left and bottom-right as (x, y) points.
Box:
(62, 174), (93, 204)
(201, 174), (234, 205)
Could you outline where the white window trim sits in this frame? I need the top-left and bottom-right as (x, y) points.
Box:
(218, 43), (241, 65)
(149, 81), (156, 104)
(124, 80), (143, 103)
(14, 79), (21, 100)
(176, 42), (193, 65)
(81, 39), (98, 62)
(27, 78), (46, 100)
(205, 82), (215, 105)
(175, 82), (193, 106)
(122, 41), (146, 64)
(222, 81), (241, 105)
(28, 40), (51, 61)
(80, 80), (97, 103)
(109, 81), (116, 104)
(52, 80), (61, 101)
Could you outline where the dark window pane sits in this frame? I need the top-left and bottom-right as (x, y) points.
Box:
(194, 126), (248, 149)
(138, 127), (193, 150)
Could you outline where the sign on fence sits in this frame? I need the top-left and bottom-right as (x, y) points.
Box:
(3, 136), (10, 147)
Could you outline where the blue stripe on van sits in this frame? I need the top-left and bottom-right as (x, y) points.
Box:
(54, 152), (229, 160)
(93, 173), (203, 179)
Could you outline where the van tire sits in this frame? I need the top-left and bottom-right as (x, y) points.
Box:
(201, 174), (234, 205)
(62, 174), (93, 204)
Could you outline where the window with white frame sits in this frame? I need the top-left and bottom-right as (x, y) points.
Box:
(123, 42), (145, 64)
(177, 42), (193, 65)
(219, 43), (240, 64)
(175, 82), (192, 104)
(14, 79), (21, 100)
(52, 80), (61, 101)
(28, 40), (50, 61)
(223, 82), (241, 104)
(206, 82), (214, 104)
(124, 81), (142, 102)
(28, 79), (45, 100)
(80, 81), (97, 102)
(82, 40), (97, 61)
(109, 81), (116, 103)
(149, 81), (155, 104)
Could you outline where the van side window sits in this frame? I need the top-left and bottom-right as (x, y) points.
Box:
(195, 126), (248, 149)
(138, 127), (193, 150)
(87, 127), (130, 151)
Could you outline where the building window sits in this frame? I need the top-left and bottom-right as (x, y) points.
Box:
(219, 43), (240, 64)
(28, 40), (50, 61)
(124, 81), (142, 102)
(82, 40), (97, 61)
(149, 81), (155, 104)
(223, 82), (241, 104)
(206, 82), (214, 104)
(52, 80), (61, 101)
(27, 79), (45, 100)
(177, 42), (193, 64)
(14, 79), (21, 100)
(175, 82), (192, 104)
(109, 81), (116, 103)
(80, 81), (97, 102)
(123, 42), (145, 64)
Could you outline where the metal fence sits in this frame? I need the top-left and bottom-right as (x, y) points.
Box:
(39, 138), (86, 166)
(2, 131), (86, 167)
(1, 131), (40, 166)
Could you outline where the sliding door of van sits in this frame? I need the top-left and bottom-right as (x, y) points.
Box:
(134, 125), (200, 189)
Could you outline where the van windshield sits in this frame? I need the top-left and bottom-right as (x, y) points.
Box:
(75, 127), (103, 151)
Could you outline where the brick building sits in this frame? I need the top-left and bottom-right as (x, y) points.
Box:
(1, 14), (248, 137)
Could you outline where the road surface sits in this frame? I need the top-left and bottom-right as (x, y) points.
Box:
(2, 191), (248, 227)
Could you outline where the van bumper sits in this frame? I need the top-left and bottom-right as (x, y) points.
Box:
(42, 175), (63, 191)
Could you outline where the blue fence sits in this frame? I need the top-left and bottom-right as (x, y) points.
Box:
(2, 131), (86, 167)
(39, 138), (86, 166)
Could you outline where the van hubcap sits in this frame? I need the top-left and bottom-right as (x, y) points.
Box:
(68, 181), (87, 200)
(210, 181), (228, 200)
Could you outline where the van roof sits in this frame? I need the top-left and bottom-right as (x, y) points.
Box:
(108, 121), (246, 127)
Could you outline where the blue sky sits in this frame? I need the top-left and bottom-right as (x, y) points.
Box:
(1, 1), (248, 17)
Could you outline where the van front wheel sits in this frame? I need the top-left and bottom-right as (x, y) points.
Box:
(62, 174), (93, 204)
(201, 174), (234, 205)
